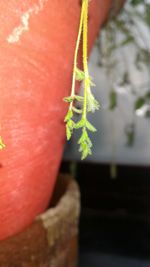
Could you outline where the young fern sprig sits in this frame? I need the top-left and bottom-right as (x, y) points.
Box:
(64, 0), (85, 109)
(0, 125), (5, 150)
(63, 0), (85, 141)
(0, 136), (5, 150)
(64, 0), (100, 159)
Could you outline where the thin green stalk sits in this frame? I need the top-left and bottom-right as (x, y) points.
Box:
(69, 0), (85, 110)
(82, 0), (89, 120)
(64, 0), (100, 159)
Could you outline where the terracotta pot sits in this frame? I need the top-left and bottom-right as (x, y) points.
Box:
(0, 0), (112, 240)
(0, 174), (80, 267)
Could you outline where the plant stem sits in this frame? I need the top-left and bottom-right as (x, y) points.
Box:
(69, 0), (85, 110)
(64, 0), (99, 159)
(82, 0), (89, 120)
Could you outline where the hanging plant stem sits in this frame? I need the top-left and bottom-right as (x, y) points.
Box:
(64, 0), (100, 160)
(69, 0), (85, 111)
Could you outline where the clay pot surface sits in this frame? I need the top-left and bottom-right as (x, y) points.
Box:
(0, 0), (112, 240)
(0, 175), (80, 267)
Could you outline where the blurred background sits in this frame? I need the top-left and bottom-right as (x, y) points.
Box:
(62, 0), (150, 266)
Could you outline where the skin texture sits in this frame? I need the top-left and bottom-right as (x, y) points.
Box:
(0, 0), (112, 240)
